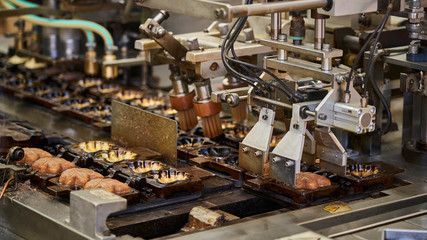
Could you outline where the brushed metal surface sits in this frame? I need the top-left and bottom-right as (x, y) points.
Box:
(111, 100), (177, 164)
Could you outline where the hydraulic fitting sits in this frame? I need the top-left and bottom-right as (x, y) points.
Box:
(102, 52), (118, 80)
(223, 74), (248, 122)
(84, 49), (99, 76)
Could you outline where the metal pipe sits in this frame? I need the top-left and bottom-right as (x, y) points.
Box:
(252, 95), (293, 109)
(231, 0), (328, 17)
(314, 18), (325, 50)
(321, 57), (332, 71)
(252, 95), (316, 117)
(271, 12), (281, 40)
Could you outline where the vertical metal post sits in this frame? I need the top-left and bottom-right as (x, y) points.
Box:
(314, 18), (325, 50)
(271, 12), (281, 40)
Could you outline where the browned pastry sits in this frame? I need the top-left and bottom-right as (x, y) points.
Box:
(59, 168), (104, 186)
(16, 148), (52, 165)
(294, 172), (331, 190)
(32, 157), (76, 174)
(347, 164), (380, 178)
(84, 178), (130, 195)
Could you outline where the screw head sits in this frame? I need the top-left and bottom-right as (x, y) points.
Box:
(242, 147), (248, 153)
(356, 127), (362, 133)
(318, 113), (327, 120)
(214, 8), (226, 19)
(254, 151), (262, 157)
(154, 28), (166, 38)
(262, 115), (268, 120)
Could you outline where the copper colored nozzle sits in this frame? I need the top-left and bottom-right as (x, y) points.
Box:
(231, 101), (248, 122)
(102, 53), (118, 79)
(177, 107), (198, 131)
(85, 50), (99, 76)
(201, 114), (222, 138)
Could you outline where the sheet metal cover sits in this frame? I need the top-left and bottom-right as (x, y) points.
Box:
(111, 100), (177, 164)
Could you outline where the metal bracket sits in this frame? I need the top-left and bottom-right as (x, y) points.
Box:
(269, 103), (315, 186)
(139, 18), (188, 61)
(69, 189), (127, 240)
(315, 127), (347, 176)
(239, 107), (275, 176)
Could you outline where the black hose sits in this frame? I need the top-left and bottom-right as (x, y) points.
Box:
(220, 0), (303, 102)
(363, 0), (394, 95)
(366, 48), (405, 135)
(346, 0), (394, 93)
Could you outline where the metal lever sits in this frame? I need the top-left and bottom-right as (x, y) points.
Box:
(139, 9), (188, 61)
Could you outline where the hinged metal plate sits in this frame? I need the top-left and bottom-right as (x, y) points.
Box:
(111, 101), (177, 165)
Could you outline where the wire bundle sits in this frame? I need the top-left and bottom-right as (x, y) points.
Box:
(221, 0), (304, 103)
(346, 0), (396, 134)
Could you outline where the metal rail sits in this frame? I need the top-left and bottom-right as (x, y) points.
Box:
(136, 0), (328, 22)
(230, 0), (328, 18)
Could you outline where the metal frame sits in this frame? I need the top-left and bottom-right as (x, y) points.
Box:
(135, 0), (328, 22)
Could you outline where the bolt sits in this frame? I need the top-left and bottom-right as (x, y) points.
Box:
(323, 43), (331, 51)
(356, 127), (362, 133)
(336, 75), (346, 84)
(153, 27), (166, 38)
(272, 157), (281, 163)
(284, 160), (295, 167)
(262, 115), (268, 120)
(214, 8), (226, 19)
(369, 124), (375, 131)
(293, 124), (299, 130)
(357, 109), (362, 115)
(254, 151), (262, 157)
(210, 62), (219, 71)
(278, 34), (287, 42)
(153, 10), (170, 24)
(318, 113), (327, 120)
(370, 108), (375, 113)
(242, 147), (248, 153)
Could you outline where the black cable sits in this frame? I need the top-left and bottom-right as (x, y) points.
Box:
(363, 0), (394, 95)
(366, 48), (406, 135)
(220, 0), (304, 102)
(367, 52), (391, 134)
(221, 10), (260, 90)
(345, 0), (394, 93)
